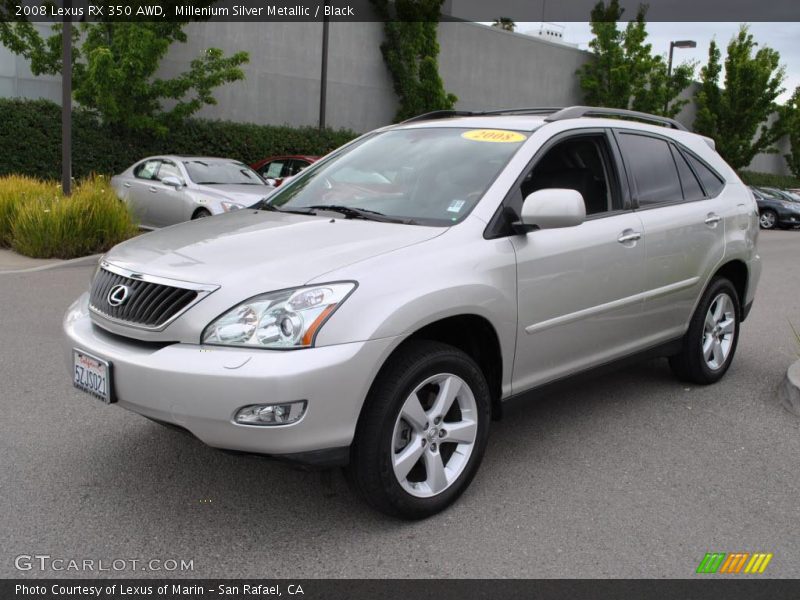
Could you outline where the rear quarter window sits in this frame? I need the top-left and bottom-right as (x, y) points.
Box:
(683, 152), (725, 197)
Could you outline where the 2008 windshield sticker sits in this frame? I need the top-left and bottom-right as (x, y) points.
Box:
(462, 129), (527, 143)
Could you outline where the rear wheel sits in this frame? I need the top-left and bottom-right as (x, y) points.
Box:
(347, 341), (491, 519)
(669, 277), (740, 385)
(759, 209), (777, 229)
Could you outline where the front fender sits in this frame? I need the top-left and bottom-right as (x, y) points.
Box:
(312, 223), (518, 396)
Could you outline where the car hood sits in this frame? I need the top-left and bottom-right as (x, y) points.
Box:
(194, 183), (275, 205)
(104, 209), (445, 291)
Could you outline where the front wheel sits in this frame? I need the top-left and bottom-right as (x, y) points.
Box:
(347, 341), (491, 519)
(669, 277), (740, 385)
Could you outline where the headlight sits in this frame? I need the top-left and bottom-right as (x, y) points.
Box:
(202, 282), (356, 349)
(221, 201), (244, 212)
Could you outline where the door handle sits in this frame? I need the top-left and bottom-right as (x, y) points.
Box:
(617, 230), (642, 244)
(123, 182), (131, 188)
(704, 213), (722, 226)
(149, 186), (158, 193)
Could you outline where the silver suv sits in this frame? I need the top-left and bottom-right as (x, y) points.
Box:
(64, 107), (761, 519)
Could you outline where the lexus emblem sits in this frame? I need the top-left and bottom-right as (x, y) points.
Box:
(107, 284), (131, 307)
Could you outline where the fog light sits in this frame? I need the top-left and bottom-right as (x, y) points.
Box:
(234, 401), (307, 426)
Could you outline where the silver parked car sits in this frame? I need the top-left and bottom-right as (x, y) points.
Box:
(65, 107), (761, 519)
(111, 156), (273, 228)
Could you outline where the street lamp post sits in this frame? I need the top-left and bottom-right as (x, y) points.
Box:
(61, 0), (72, 196)
(665, 39), (696, 115)
(319, 1), (329, 131)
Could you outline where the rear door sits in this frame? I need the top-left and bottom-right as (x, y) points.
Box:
(128, 159), (161, 227)
(615, 130), (727, 343)
(147, 160), (189, 227)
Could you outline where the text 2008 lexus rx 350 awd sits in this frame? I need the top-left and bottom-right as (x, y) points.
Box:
(65, 107), (761, 519)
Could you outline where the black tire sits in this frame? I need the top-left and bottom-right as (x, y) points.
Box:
(759, 209), (777, 229)
(668, 277), (741, 385)
(346, 340), (491, 520)
(192, 208), (212, 220)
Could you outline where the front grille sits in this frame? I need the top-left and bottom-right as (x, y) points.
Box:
(89, 268), (199, 329)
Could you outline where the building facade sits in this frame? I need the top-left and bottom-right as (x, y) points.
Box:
(0, 20), (791, 176)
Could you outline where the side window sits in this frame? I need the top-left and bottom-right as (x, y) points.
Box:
(670, 145), (704, 201)
(261, 160), (285, 179)
(286, 160), (306, 177)
(683, 152), (725, 197)
(617, 133), (682, 207)
(518, 134), (620, 216)
(134, 160), (160, 180)
(156, 161), (181, 182)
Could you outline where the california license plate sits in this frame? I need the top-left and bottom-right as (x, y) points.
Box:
(73, 349), (113, 403)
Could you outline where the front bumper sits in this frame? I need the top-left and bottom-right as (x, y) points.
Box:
(64, 293), (399, 463)
(776, 208), (800, 226)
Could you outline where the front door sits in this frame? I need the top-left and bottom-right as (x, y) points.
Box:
(510, 131), (647, 392)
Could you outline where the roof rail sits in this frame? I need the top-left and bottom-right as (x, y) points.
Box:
(479, 107), (564, 116)
(401, 110), (477, 124)
(545, 106), (688, 131)
(401, 107), (564, 124)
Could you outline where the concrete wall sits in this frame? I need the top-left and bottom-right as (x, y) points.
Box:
(158, 21), (398, 131)
(438, 21), (589, 111)
(0, 23), (60, 103)
(156, 20), (591, 131)
(0, 21), (791, 176)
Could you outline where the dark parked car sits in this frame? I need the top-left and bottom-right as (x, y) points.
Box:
(762, 187), (800, 203)
(750, 186), (800, 229)
(250, 155), (319, 187)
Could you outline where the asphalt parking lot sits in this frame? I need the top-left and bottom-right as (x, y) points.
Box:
(2, 230), (799, 579)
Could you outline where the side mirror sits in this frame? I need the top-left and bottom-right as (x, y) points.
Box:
(519, 188), (586, 231)
(161, 176), (183, 188)
(265, 178), (278, 187)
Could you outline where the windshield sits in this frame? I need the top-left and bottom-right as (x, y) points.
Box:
(763, 187), (800, 201)
(756, 187), (781, 199)
(265, 127), (528, 225)
(183, 160), (266, 185)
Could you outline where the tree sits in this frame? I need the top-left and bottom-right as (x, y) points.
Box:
(492, 18), (516, 32)
(0, 1), (249, 134)
(782, 87), (800, 178)
(694, 26), (785, 170)
(577, 0), (694, 118)
(370, 0), (457, 122)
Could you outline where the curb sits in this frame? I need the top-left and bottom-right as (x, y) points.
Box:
(0, 253), (101, 275)
(779, 360), (800, 417)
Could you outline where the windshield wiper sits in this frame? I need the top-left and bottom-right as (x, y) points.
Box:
(304, 205), (416, 224)
(256, 201), (316, 216)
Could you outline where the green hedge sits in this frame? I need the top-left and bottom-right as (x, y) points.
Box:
(738, 170), (800, 189)
(0, 98), (358, 180)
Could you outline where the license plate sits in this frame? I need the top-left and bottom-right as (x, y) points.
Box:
(73, 349), (114, 403)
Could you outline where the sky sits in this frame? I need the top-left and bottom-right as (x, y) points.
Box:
(515, 22), (799, 104)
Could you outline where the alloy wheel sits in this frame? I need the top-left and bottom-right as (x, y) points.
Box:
(391, 373), (478, 498)
(702, 293), (736, 370)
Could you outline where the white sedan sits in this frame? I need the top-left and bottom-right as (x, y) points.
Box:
(111, 156), (275, 229)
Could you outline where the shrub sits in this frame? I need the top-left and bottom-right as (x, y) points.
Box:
(0, 98), (358, 180)
(7, 175), (139, 259)
(738, 170), (800, 189)
(0, 175), (55, 247)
